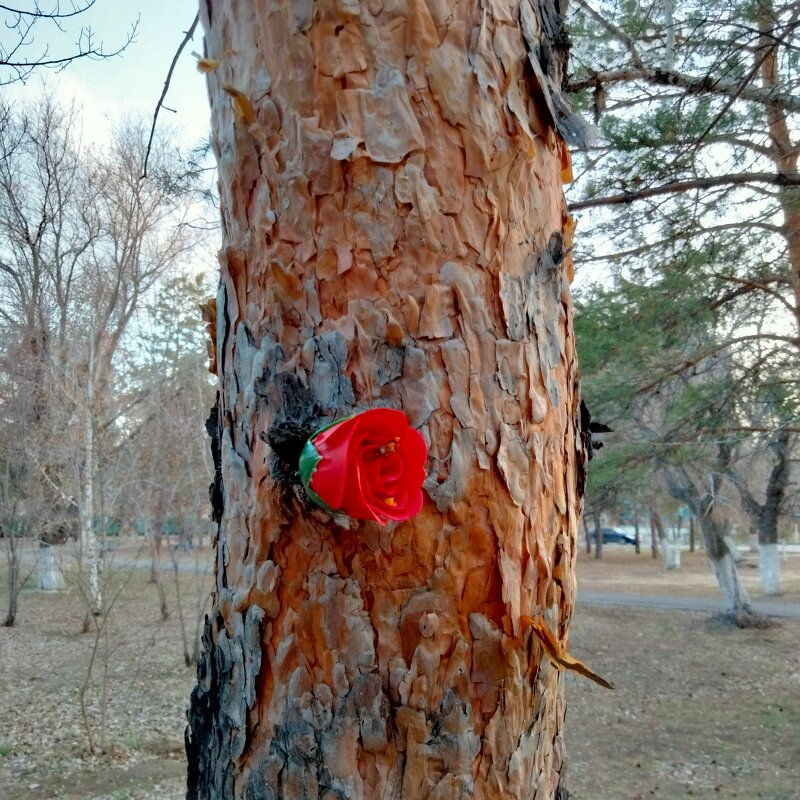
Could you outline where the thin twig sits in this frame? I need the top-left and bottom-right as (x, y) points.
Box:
(141, 13), (200, 179)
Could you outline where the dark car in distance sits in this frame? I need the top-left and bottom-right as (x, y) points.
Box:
(600, 527), (637, 545)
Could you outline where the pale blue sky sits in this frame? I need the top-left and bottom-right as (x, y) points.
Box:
(3, 0), (210, 146)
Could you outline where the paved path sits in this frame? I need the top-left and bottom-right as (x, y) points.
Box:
(27, 549), (800, 618)
(578, 590), (800, 619)
(119, 557), (212, 576)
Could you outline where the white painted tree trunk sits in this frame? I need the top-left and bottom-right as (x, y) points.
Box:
(38, 543), (65, 591)
(710, 551), (751, 611)
(665, 542), (681, 570)
(659, 537), (671, 566)
(758, 543), (782, 596)
(724, 535), (743, 564)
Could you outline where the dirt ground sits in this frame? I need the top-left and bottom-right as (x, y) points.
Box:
(0, 544), (798, 799)
(577, 544), (800, 603)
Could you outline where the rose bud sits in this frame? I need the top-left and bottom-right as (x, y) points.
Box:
(299, 408), (427, 525)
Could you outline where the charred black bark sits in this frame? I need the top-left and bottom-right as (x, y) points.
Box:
(206, 396), (224, 526)
(187, 605), (264, 800)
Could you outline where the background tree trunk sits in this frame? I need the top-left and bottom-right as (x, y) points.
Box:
(188, 2), (586, 798)
(728, 429), (790, 596)
(80, 368), (102, 617)
(649, 510), (668, 565)
(593, 511), (603, 560)
(662, 465), (753, 621)
(649, 510), (658, 559)
(37, 542), (65, 591)
(4, 537), (20, 625)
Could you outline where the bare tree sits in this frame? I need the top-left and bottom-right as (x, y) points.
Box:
(122, 272), (216, 632)
(0, 1), (139, 85)
(0, 96), (197, 618)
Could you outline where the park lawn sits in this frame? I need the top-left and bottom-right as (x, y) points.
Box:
(0, 548), (798, 799)
(567, 605), (800, 800)
(577, 545), (800, 604)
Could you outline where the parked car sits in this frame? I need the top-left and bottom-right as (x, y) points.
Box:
(600, 527), (637, 545)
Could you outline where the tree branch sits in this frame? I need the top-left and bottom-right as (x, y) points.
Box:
(141, 13), (200, 179)
(569, 172), (800, 210)
(574, 0), (644, 68)
(635, 333), (800, 395)
(568, 67), (800, 114)
(0, 2), (97, 19)
(710, 271), (797, 316)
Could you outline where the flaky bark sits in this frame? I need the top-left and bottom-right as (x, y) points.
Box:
(757, 1), (800, 340)
(188, 2), (584, 799)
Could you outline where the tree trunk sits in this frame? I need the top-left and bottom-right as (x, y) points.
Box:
(633, 505), (640, 554)
(593, 512), (602, 559)
(38, 541), (65, 591)
(689, 516), (696, 553)
(150, 528), (163, 583)
(582, 514), (592, 555)
(147, 519), (170, 620)
(661, 467), (753, 619)
(4, 538), (19, 626)
(747, 526), (758, 553)
(649, 512), (658, 559)
(81, 367), (102, 617)
(702, 520), (750, 613)
(723, 533), (743, 565)
(649, 510), (670, 566)
(758, 543), (781, 596)
(188, 2), (585, 799)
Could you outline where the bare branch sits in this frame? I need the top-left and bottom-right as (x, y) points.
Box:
(0, 5), (139, 85)
(0, 2), (98, 19)
(141, 13), (200, 179)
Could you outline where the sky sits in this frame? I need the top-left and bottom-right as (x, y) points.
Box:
(2, 0), (210, 147)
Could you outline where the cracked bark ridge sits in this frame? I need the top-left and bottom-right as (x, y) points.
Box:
(188, 1), (586, 798)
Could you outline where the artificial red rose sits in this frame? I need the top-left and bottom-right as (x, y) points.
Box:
(299, 408), (427, 525)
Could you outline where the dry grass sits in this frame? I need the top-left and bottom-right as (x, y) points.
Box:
(577, 544), (800, 603)
(0, 546), (212, 800)
(567, 606), (800, 799)
(0, 544), (798, 799)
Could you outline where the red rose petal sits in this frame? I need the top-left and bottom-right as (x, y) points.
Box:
(306, 408), (427, 524)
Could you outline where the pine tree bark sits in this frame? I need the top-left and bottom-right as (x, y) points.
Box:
(188, 2), (585, 798)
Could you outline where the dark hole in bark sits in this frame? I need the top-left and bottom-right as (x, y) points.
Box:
(263, 373), (322, 488)
(205, 395), (224, 525)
